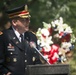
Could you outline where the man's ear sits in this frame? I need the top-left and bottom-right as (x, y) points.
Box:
(12, 20), (17, 26)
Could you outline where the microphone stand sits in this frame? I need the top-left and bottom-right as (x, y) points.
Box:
(33, 47), (50, 65)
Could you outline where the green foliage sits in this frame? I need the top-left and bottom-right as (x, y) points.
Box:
(0, 0), (76, 32)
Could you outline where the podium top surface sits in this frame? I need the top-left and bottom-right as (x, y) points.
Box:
(26, 64), (70, 75)
(27, 64), (69, 67)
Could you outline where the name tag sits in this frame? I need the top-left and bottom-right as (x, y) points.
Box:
(7, 43), (15, 51)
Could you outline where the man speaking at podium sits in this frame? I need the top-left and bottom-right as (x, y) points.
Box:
(0, 4), (41, 75)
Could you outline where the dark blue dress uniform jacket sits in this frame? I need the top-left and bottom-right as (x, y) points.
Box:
(0, 27), (41, 75)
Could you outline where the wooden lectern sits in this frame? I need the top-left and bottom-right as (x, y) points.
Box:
(26, 64), (70, 75)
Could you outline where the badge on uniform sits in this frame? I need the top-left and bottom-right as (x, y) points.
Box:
(13, 37), (16, 39)
(7, 43), (15, 51)
(13, 58), (17, 62)
(16, 41), (19, 44)
(32, 57), (36, 62)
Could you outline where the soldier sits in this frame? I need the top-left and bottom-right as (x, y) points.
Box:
(0, 4), (41, 75)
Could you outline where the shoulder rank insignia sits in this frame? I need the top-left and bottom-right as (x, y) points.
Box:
(0, 31), (3, 35)
(30, 30), (36, 35)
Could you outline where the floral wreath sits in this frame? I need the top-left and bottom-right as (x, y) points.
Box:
(36, 17), (76, 64)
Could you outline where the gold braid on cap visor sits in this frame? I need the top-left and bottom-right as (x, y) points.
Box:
(8, 10), (30, 18)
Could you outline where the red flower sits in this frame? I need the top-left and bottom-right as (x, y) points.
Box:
(48, 28), (53, 36)
(42, 47), (50, 56)
(61, 34), (71, 42)
(48, 44), (59, 64)
(42, 34), (46, 38)
(59, 32), (64, 37)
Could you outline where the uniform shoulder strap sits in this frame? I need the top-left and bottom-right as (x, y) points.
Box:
(29, 30), (36, 35)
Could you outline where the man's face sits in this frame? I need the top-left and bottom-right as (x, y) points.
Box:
(14, 18), (30, 33)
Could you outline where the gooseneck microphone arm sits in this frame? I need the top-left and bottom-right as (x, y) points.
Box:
(33, 46), (50, 64)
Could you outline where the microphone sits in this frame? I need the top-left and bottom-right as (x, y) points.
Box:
(30, 42), (50, 64)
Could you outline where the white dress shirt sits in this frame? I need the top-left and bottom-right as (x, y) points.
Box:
(12, 27), (24, 42)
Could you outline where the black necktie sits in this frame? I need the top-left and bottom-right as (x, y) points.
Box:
(20, 34), (24, 43)
(20, 34), (25, 49)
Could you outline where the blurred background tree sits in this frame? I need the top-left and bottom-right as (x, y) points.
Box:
(0, 0), (76, 32)
(0, 0), (76, 74)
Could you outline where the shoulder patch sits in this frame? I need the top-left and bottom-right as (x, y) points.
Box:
(0, 31), (3, 35)
(30, 31), (36, 35)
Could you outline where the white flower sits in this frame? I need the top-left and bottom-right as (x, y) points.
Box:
(43, 45), (51, 52)
(43, 22), (51, 28)
(64, 26), (72, 33)
(61, 42), (72, 51)
(43, 55), (48, 60)
(41, 28), (49, 36)
(71, 34), (76, 43)
(52, 52), (59, 60)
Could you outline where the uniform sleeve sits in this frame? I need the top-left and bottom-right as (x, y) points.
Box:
(29, 32), (42, 64)
(0, 34), (9, 74)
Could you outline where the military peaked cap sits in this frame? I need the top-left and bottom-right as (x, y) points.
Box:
(6, 4), (31, 18)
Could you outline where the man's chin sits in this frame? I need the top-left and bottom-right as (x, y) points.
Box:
(25, 29), (29, 32)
